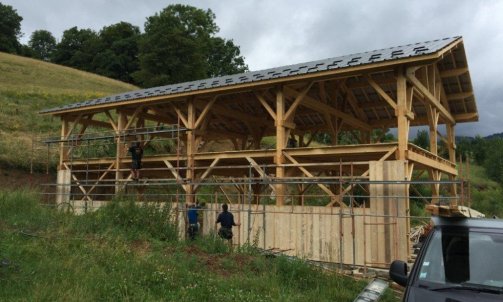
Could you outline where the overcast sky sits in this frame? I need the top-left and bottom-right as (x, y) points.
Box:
(3, 0), (503, 136)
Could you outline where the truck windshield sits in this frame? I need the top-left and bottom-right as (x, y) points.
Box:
(417, 228), (503, 290)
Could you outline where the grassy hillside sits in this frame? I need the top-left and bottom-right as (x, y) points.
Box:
(461, 162), (503, 217)
(0, 191), (398, 301)
(0, 52), (138, 170)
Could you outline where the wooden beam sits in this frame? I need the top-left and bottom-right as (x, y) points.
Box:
(282, 152), (345, 207)
(407, 151), (457, 175)
(396, 72), (409, 160)
(194, 97), (217, 129)
(80, 163), (115, 199)
(275, 87), (286, 205)
(339, 82), (367, 121)
(79, 117), (113, 129)
(163, 160), (188, 192)
(366, 76), (397, 110)
(255, 92), (276, 121)
(124, 106), (144, 130)
(284, 86), (372, 131)
(212, 103), (270, 127)
(104, 111), (118, 133)
(245, 157), (276, 192)
(284, 82), (313, 122)
(194, 157), (220, 191)
(171, 105), (189, 128)
(440, 67), (468, 78)
(446, 92), (473, 101)
(64, 114), (84, 139)
(406, 67), (456, 124)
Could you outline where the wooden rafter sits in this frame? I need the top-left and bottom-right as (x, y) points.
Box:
(406, 66), (455, 124)
(194, 97), (217, 129)
(104, 111), (118, 132)
(284, 82), (313, 122)
(255, 92), (276, 121)
(284, 86), (372, 131)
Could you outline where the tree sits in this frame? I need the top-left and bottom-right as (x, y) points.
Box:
(52, 27), (99, 71)
(0, 2), (23, 53)
(483, 139), (503, 183)
(413, 129), (430, 150)
(28, 30), (56, 61)
(134, 4), (247, 87)
(92, 22), (140, 83)
(207, 37), (247, 77)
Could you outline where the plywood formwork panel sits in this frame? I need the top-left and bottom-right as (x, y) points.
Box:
(369, 160), (408, 267)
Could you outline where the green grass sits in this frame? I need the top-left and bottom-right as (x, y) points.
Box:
(458, 162), (503, 217)
(0, 52), (138, 171)
(0, 190), (398, 301)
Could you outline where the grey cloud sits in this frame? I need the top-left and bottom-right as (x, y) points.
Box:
(3, 0), (502, 136)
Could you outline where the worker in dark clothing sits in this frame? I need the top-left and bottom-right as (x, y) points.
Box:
(187, 202), (200, 240)
(216, 203), (240, 242)
(128, 142), (143, 181)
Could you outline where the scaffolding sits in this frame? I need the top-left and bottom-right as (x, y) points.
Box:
(31, 125), (471, 271)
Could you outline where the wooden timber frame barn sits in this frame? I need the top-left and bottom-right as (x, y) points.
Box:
(40, 36), (478, 268)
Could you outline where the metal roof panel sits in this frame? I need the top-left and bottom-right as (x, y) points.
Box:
(40, 37), (460, 114)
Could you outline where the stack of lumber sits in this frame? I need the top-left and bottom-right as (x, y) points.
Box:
(425, 204), (485, 218)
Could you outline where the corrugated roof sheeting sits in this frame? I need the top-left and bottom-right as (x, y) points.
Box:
(41, 37), (460, 114)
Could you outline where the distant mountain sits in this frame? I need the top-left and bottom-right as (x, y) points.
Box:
(455, 133), (503, 142)
(484, 132), (503, 140)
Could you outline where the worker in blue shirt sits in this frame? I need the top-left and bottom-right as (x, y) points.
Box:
(187, 202), (200, 240)
(216, 203), (240, 243)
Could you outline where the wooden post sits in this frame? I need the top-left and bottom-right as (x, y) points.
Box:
(115, 111), (127, 194)
(59, 118), (69, 169)
(446, 123), (457, 199)
(275, 86), (286, 205)
(186, 98), (196, 204)
(427, 106), (439, 155)
(396, 72), (409, 160)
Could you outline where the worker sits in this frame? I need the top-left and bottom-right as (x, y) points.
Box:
(128, 141), (143, 181)
(187, 201), (200, 240)
(216, 203), (240, 244)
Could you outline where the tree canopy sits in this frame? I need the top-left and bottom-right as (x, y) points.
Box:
(0, 2), (23, 53)
(133, 4), (247, 87)
(28, 30), (56, 61)
(7, 3), (248, 87)
(92, 22), (140, 83)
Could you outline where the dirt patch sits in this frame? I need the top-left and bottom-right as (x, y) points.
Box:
(182, 245), (255, 277)
(130, 239), (151, 255)
(0, 168), (55, 190)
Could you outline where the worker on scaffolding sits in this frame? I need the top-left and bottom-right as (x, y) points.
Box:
(187, 201), (200, 240)
(216, 203), (240, 245)
(128, 141), (143, 181)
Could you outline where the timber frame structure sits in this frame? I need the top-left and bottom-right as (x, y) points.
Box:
(40, 37), (477, 265)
